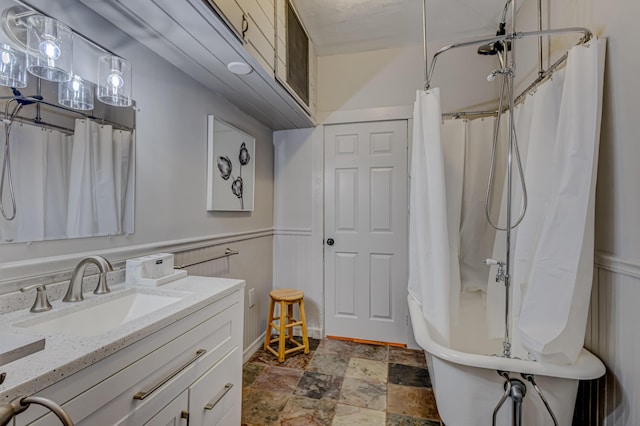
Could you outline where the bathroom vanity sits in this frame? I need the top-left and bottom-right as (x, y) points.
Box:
(0, 276), (244, 425)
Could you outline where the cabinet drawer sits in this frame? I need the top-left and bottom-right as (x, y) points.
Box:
(188, 346), (241, 426)
(22, 297), (242, 426)
(143, 390), (188, 426)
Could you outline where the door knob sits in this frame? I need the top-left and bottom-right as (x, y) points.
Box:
(326, 238), (334, 246)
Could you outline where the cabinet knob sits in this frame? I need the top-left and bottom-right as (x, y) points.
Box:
(326, 238), (334, 246)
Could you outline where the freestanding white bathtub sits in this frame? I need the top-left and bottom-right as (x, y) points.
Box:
(408, 292), (605, 426)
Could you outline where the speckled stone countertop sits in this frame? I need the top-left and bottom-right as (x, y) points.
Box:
(0, 275), (244, 402)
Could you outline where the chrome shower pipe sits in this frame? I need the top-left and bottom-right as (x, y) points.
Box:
(522, 374), (559, 426)
(538, 0), (544, 77)
(422, 0), (429, 90)
(493, 371), (527, 426)
(502, 0), (517, 359)
(500, 0), (514, 27)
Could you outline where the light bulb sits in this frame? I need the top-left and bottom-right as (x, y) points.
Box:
(107, 71), (123, 88)
(39, 38), (61, 60)
(1, 50), (14, 65)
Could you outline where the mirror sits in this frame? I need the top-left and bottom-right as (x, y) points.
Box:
(0, 1), (136, 243)
(206, 115), (255, 212)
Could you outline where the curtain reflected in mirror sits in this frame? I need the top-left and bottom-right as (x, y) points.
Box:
(0, 78), (135, 244)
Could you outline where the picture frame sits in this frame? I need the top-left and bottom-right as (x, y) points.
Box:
(206, 115), (255, 211)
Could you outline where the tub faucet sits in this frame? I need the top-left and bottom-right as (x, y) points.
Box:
(483, 258), (506, 282)
(63, 256), (113, 303)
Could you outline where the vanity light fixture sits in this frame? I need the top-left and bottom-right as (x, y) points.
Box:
(58, 75), (94, 110)
(1, 6), (134, 109)
(0, 43), (26, 87)
(97, 55), (132, 107)
(26, 15), (72, 82)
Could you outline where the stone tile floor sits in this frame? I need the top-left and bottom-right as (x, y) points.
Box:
(242, 338), (444, 425)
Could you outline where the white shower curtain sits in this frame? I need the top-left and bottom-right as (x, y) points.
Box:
(518, 38), (606, 364)
(0, 124), (71, 243)
(67, 119), (134, 238)
(408, 88), (460, 346)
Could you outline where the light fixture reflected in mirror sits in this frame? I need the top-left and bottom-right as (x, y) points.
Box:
(58, 75), (94, 110)
(26, 15), (72, 82)
(0, 43), (26, 87)
(97, 55), (131, 107)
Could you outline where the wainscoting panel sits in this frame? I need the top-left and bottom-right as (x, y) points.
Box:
(175, 234), (273, 353)
(574, 259), (640, 425)
(273, 230), (323, 338)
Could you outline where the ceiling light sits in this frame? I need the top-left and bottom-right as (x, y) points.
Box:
(227, 61), (253, 75)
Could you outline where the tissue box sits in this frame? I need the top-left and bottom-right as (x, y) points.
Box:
(152, 253), (174, 278)
(126, 253), (175, 281)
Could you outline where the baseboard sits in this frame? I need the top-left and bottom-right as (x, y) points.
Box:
(326, 335), (407, 348)
(243, 332), (266, 363)
(307, 327), (322, 340)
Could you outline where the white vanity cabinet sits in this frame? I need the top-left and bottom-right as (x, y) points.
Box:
(13, 283), (244, 426)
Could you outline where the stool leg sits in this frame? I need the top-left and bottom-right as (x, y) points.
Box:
(278, 300), (287, 362)
(299, 298), (309, 354)
(287, 303), (294, 344)
(264, 297), (275, 351)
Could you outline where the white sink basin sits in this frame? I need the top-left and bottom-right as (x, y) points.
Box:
(15, 288), (186, 337)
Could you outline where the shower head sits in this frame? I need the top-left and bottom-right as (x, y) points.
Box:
(477, 43), (499, 55)
(476, 41), (511, 56)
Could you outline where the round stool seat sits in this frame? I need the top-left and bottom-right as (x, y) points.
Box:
(270, 288), (304, 302)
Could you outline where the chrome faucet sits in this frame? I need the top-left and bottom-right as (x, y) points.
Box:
(63, 256), (113, 303)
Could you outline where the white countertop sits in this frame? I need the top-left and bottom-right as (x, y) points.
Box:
(0, 275), (244, 401)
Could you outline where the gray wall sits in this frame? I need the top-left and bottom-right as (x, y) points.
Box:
(0, 0), (274, 288)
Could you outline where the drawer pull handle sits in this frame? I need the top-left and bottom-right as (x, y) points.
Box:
(204, 383), (234, 410)
(133, 349), (207, 400)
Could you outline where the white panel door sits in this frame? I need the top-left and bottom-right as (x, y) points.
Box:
(324, 120), (408, 343)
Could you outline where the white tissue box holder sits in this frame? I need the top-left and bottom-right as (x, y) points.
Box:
(126, 253), (186, 286)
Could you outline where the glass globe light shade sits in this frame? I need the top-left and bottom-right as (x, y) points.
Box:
(26, 15), (73, 82)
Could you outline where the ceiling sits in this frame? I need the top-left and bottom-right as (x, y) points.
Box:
(291, 0), (510, 56)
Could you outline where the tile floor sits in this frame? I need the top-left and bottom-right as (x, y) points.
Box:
(242, 338), (444, 425)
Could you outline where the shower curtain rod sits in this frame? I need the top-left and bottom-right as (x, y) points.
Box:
(425, 26), (592, 90)
(0, 95), (135, 133)
(0, 113), (75, 134)
(436, 27), (592, 120)
(442, 110), (498, 120)
(441, 45), (577, 121)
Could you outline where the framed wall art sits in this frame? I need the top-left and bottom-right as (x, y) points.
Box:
(206, 115), (255, 211)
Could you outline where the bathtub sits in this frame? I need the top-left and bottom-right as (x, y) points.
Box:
(408, 292), (605, 426)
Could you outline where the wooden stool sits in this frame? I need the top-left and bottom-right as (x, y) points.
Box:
(264, 288), (309, 362)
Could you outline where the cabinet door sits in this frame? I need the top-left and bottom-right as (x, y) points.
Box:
(188, 347), (241, 426)
(207, 0), (244, 37)
(143, 390), (188, 426)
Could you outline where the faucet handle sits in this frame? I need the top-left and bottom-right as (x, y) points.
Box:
(20, 284), (53, 313)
